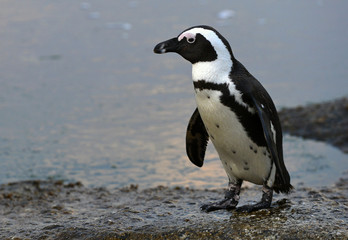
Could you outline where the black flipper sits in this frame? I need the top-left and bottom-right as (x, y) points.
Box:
(186, 108), (209, 167)
(249, 94), (292, 193)
(231, 60), (293, 193)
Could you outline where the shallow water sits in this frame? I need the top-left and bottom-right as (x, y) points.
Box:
(0, 0), (347, 189)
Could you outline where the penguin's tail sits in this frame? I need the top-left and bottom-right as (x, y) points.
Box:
(273, 173), (294, 194)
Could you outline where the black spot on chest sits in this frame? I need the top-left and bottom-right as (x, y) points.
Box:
(193, 80), (267, 147)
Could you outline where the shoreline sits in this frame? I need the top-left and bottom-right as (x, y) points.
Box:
(1, 97), (348, 239)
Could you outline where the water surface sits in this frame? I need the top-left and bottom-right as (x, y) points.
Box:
(0, 0), (347, 189)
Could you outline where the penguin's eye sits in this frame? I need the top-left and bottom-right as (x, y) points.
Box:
(187, 37), (195, 44)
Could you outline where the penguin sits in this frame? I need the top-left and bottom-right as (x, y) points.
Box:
(153, 25), (293, 212)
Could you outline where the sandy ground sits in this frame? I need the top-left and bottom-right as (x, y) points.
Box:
(1, 97), (348, 240)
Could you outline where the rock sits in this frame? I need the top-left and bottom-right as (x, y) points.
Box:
(279, 97), (348, 153)
(0, 179), (347, 239)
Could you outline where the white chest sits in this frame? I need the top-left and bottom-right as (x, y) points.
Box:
(194, 89), (274, 185)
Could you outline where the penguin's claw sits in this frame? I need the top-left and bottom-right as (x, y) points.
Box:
(201, 198), (238, 212)
(236, 201), (271, 213)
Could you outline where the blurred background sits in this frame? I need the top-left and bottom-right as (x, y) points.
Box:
(0, 0), (347, 189)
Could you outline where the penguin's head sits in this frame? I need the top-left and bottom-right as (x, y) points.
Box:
(154, 25), (234, 64)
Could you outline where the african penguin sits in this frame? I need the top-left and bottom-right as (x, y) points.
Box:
(154, 25), (293, 212)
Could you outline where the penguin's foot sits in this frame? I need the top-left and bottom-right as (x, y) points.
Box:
(201, 180), (242, 212)
(201, 198), (238, 212)
(236, 200), (271, 212)
(236, 185), (273, 213)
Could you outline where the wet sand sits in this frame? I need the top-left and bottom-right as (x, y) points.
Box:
(1, 98), (348, 239)
(1, 179), (347, 239)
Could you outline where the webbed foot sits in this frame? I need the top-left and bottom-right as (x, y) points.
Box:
(201, 198), (238, 212)
(236, 185), (273, 213)
(236, 200), (271, 212)
(201, 180), (242, 212)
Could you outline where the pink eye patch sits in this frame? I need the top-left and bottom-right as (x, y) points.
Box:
(178, 32), (196, 42)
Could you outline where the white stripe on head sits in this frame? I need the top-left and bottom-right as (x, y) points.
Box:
(179, 27), (231, 61)
(185, 28), (232, 84)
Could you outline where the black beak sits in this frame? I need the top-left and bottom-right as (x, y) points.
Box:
(153, 37), (179, 54)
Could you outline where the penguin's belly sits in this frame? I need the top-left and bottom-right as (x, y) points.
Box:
(195, 89), (272, 185)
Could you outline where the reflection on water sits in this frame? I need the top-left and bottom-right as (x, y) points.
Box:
(0, 0), (347, 189)
(1, 127), (347, 190)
